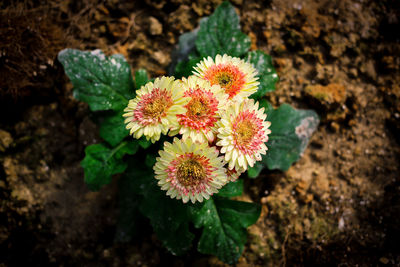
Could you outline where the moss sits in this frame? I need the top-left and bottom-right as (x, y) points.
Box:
(313, 92), (331, 102)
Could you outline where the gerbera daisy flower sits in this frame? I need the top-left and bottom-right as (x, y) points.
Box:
(193, 54), (259, 102)
(154, 137), (228, 203)
(216, 99), (271, 170)
(123, 76), (187, 143)
(169, 76), (228, 143)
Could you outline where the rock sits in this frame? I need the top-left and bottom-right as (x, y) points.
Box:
(304, 83), (347, 111)
(0, 129), (13, 152)
(380, 84), (400, 141)
(296, 180), (314, 204)
(231, 0), (243, 5)
(168, 5), (194, 33)
(382, 56), (398, 71)
(145, 0), (165, 9)
(379, 257), (390, 264)
(300, 193), (314, 204)
(324, 33), (348, 58)
(330, 121), (340, 132)
(311, 171), (330, 200)
(248, 31), (258, 50)
(149, 17), (163, 35)
(131, 33), (149, 51)
(151, 50), (171, 66)
(360, 60), (377, 80)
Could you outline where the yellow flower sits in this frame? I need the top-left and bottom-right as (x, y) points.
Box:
(154, 137), (228, 203)
(123, 76), (187, 143)
(169, 76), (228, 143)
(216, 99), (271, 170)
(193, 54), (259, 102)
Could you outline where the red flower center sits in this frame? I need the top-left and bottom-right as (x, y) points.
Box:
(204, 63), (246, 99)
(177, 86), (219, 131)
(134, 88), (173, 126)
(232, 110), (265, 155)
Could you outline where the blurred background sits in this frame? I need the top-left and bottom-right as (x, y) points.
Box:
(0, 0), (399, 265)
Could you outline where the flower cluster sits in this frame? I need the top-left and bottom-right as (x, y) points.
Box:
(123, 54), (271, 203)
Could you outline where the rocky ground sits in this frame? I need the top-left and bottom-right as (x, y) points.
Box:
(1, 0), (399, 266)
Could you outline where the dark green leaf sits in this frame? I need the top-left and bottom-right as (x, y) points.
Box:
(81, 141), (139, 191)
(247, 161), (264, 178)
(190, 198), (261, 264)
(195, 1), (251, 58)
(134, 69), (149, 89)
(124, 160), (194, 255)
(217, 180), (244, 197)
(145, 153), (157, 168)
(258, 99), (274, 113)
(264, 104), (319, 171)
(174, 56), (201, 78)
(115, 174), (141, 242)
(58, 49), (134, 112)
(138, 138), (152, 149)
(99, 110), (128, 147)
(245, 51), (279, 99)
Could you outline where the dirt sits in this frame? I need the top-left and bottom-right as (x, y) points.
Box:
(1, 0), (399, 266)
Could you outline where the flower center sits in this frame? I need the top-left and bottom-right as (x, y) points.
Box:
(235, 119), (255, 144)
(204, 64), (246, 99)
(134, 88), (173, 126)
(178, 87), (219, 130)
(188, 98), (208, 118)
(177, 159), (205, 186)
(216, 73), (232, 87)
(143, 98), (167, 118)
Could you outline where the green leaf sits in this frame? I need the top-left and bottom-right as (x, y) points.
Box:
(190, 198), (261, 264)
(138, 138), (152, 149)
(247, 161), (264, 178)
(58, 49), (134, 112)
(115, 174), (141, 242)
(217, 180), (244, 197)
(258, 98), (274, 113)
(245, 50), (279, 99)
(264, 104), (319, 171)
(124, 160), (194, 255)
(195, 1), (251, 58)
(174, 56), (201, 78)
(99, 110), (128, 147)
(168, 18), (212, 76)
(81, 141), (139, 191)
(134, 69), (149, 89)
(145, 153), (157, 168)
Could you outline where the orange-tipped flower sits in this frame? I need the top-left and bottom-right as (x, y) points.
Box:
(169, 76), (228, 143)
(193, 54), (259, 102)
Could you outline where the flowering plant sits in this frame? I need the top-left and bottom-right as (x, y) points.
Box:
(58, 2), (318, 264)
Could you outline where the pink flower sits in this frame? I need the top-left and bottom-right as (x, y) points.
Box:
(217, 99), (271, 170)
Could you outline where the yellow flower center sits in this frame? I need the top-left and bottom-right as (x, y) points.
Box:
(188, 99), (208, 118)
(236, 120), (255, 144)
(177, 159), (205, 186)
(216, 73), (232, 87)
(143, 98), (168, 118)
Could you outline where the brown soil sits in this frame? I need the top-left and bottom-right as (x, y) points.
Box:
(1, 0), (399, 266)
